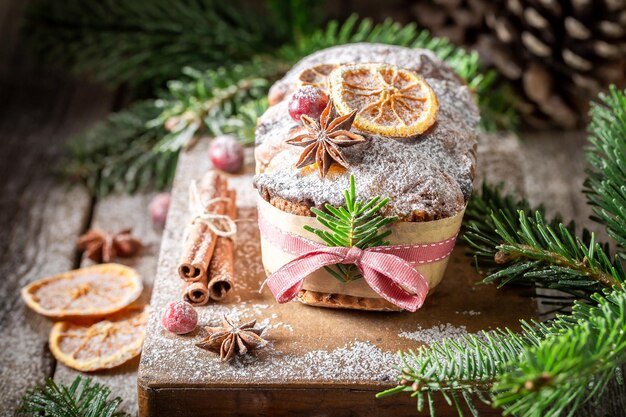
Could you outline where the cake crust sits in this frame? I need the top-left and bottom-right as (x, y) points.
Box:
(254, 43), (479, 221)
(296, 289), (402, 312)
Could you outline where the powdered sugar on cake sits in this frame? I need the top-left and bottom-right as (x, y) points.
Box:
(254, 44), (479, 219)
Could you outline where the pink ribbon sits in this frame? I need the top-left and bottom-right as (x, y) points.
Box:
(258, 210), (458, 312)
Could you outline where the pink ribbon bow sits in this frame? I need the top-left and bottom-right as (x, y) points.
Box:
(258, 210), (457, 312)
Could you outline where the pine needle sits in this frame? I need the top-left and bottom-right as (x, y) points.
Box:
(64, 100), (177, 197)
(18, 376), (129, 417)
(462, 183), (623, 308)
(584, 86), (626, 253)
(305, 175), (397, 282)
(23, 0), (298, 87)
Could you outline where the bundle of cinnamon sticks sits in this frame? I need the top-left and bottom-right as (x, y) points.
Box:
(178, 171), (237, 305)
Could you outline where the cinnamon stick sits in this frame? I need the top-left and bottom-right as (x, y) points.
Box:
(177, 171), (227, 282)
(183, 280), (210, 306)
(207, 190), (237, 301)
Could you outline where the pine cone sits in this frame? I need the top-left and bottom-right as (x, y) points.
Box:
(476, 0), (626, 128)
(406, 0), (626, 128)
(410, 0), (494, 45)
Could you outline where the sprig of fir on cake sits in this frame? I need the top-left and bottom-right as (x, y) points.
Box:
(380, 86), (626, 417)
(303, 175), (398, 284)
(23, 0), (518, 196)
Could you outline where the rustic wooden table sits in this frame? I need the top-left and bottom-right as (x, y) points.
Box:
(1, 2), (624, 416)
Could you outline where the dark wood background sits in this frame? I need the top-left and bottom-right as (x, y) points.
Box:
(0, 0), (624, 415)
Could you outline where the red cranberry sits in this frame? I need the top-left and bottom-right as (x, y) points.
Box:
(148, 192), (171, 228)
(208, 135), (245, 173)
(288, 86), (329, 122)
(161, 301), (198, 335)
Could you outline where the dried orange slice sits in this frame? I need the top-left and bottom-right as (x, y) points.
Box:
(329, 63), (439, 137)
(49, 306), (149, 371)
(297, 63), (339, 92)
(21, 263), (143, 320)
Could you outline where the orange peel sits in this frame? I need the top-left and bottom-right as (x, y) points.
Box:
(49, 306), (149, 372)
(21, 263), (143, 320)
(296, 63), (339, 93)
(329, 63), (439, 137)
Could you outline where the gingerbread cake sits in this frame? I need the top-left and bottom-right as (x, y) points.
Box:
(254, 43), (479, 311)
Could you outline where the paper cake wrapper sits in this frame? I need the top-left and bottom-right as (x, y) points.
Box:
(258, 196), (464, 299)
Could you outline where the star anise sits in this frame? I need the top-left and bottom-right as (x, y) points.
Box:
(196, 316), (267, 362)
(77, 228), (142, 263)
(287, 99), (366, 177)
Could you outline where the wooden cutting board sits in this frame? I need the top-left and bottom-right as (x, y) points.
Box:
(137, 136), (537, 417)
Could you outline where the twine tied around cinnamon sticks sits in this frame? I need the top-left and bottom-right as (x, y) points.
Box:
(187, 181), (237, 239)
(178, 171), (237, 305)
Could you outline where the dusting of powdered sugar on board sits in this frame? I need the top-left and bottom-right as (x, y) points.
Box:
(142, 332), (399, 384)
(457, 310), (482, 316)
(254, 44), (478, 219)
(398, 323), (469, 344)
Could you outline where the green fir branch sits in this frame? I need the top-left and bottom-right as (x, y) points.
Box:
(462, 183), (624, 305)
(23, 0), (312, 87)
(65, 100), (177, 197)
(151, 60), (284, 149)
(266, 0), (322, 42)
(494, 291), (626, 417)
(18, 376), (129, 417)
(473, 73), (519, 133)
(65, 63), (279, 196)
(462, 182), (542, 271)
(584, 86), (626, 253)
(380, 289), (626, 417)
(304, 175), (397, 282)
(377, 322), (553, 415)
